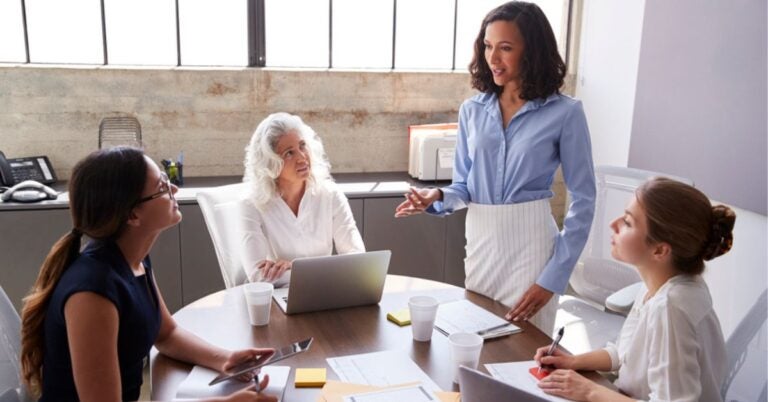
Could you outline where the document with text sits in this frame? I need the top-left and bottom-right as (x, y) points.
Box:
(435, 299), (521, 339)
(327, 350), (441, 392)
(485, 361), (571, 402)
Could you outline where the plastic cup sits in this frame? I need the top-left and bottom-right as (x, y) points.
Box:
(408, 296), (439, 342)
(243, 282), (274, 326)
(449, 332), (483, 383)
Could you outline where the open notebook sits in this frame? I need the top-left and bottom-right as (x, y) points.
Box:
(434, 299), (521, 340)
(175, 365), (290, 401)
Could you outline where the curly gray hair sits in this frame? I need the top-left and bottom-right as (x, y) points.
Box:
(243, 112), (332, 208)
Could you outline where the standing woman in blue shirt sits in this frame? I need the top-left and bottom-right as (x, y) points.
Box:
(396, 1), (595, 333)
(20, 147), (276, 402)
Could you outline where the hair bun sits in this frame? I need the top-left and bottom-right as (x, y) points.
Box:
(702, 205), (736, 261)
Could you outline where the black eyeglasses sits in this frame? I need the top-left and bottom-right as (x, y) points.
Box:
(135, 172), (174, 205)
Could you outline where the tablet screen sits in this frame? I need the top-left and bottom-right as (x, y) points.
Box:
(209, 337), (313, 385)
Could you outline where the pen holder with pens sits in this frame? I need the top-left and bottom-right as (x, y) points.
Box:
(161, 158), (184, 187)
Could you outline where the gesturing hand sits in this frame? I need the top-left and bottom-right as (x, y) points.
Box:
(505, 284), (554, 322)
(394, 187), (442, 217)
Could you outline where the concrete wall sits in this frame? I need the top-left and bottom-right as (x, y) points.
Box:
(0, 66), (472, 178)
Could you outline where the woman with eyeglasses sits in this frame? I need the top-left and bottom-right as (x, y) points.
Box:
(240, 112), (365, 285)
(20, 147), (277, 402)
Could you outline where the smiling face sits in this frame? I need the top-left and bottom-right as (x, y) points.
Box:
(609, 196), (655, 266)
(275, 131), (311, 186)
(484, 20), (526, 88)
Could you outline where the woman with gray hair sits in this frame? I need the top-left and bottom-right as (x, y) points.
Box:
(239, 112), (365, 285)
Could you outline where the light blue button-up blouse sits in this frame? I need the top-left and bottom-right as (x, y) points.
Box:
(429, 91), (596, 294)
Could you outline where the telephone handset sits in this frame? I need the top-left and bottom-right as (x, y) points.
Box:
(0, 150), (58, 187)
(1, 180), (59, 203)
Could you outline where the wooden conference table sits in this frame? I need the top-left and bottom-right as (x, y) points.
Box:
(150, 275), (609, 400)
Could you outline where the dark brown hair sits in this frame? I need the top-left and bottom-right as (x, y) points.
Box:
(636, 177), (736, 275)
(20, 147), (148, 396)
(469, 1), (565, 99)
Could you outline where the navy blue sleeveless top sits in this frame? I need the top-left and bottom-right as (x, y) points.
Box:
(40, 240), (161, 402)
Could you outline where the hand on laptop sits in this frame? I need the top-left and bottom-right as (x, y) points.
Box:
(258, 259), (292, 282)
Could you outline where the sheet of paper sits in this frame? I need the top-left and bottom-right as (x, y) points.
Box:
(327, 350), (441, 392)
(318, 381), (459, 402)
(485, 361), (571, 402)
(175, 365), (290, 401)
(434, 299), (521, 338)
(341, 383), (441, 402)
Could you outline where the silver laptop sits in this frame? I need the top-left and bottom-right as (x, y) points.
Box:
(459, 366), (548, 402)
(272, 250), (391, 314)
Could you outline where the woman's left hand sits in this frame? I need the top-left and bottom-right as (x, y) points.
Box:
(537, 369), (595, 401)
(222, 348), (275, 381)
(506, 284), (554, 321)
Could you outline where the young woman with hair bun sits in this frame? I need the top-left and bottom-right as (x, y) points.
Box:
(533, 177), (735, 402)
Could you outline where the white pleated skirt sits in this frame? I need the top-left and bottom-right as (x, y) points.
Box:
(464, 199), (559, 333)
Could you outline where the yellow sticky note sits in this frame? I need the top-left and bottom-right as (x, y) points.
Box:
(296, 368), (327, 388)
(386, 308), (411, 326)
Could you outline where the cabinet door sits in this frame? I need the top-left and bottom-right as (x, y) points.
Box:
(150, 226), (183, 313)
(444, 209), (467, 287)
(362, 197), (445, 282)
(179, 205), (225, 305)
(0, 208), (71, 312)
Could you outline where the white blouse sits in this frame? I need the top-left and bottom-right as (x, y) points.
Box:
(604, 274), (727, 402)
(238, 181), (365, 285)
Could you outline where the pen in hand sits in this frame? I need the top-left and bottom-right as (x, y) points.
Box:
(539, 326), (565, 374)
(253, 373), (261, 393)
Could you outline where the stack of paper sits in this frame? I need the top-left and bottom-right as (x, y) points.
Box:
(317, 381), (460, 402)
(327, 350), (441, 392)
(175, 365), (290, 401)
(435, 299), (521, 339)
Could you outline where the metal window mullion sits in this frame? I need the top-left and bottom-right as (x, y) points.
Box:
(175, 0), (181, 66)
(20, 0), (29, 63)
(100, 0), (108, 64)
(391, 0), (396, 70)
(247, 0), (265, 67)
(328, 0), (333, 68)
(451, 0), (458, 71)
(564, 0), (574, 68)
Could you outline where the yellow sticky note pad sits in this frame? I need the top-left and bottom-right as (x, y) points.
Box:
(295, 368), (326, 388)
(386, 308), (411, 326)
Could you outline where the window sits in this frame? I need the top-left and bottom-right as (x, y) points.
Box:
(0, 1), (26, 63)
(26, 0), (103, 64)
(6, 0), (571, 70)
(332, 0), (394, 69)
(395, 0), (455, 70)
(178, 1), (248, 66)
(104, 0), (177, 66)
(265, 0), (329, 68)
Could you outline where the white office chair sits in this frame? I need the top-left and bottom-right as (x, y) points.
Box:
(197, 183), (249, 289)
(721, 289), (768, 402)
(554, 166), (693, 355)
(0, 286), (31, 402)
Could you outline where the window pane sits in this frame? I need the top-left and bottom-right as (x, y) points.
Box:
(0, 1), (26, 63)
(179, 0), (247, 66)
(265, 0), (329, 68)
(104, 0), (176, 66)
(26, 0), (103, 64)
(395, 0), (454, 70)
(455, 0), (567, 72)
(332, 0), (393, 69)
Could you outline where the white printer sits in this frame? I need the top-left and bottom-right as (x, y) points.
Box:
(408, 123), (458, 181)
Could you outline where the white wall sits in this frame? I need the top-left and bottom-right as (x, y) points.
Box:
(628, 0), (767, 215)
(574, 0), (645, 168)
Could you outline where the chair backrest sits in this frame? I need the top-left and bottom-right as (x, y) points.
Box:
(196, 183), (249, 289)
(721, 289), (768, 402)
(0, 286), (30, 402)
(569, 166), (693, 306)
